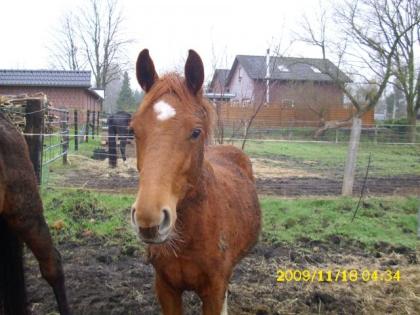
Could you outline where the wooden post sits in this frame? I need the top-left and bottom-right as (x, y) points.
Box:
(342, 117), (362, 196)
(96, 111), (100, 135)
(85, 110), (90, 142)
(24, 99), (44, 184)
(335, 129), (339, 143)
(92, 111), (96, 140)
(74, 110), (78, 151)
(62, 112), (69, 164)
(417, 199), (420, 239)
(374, 124), (378, 144)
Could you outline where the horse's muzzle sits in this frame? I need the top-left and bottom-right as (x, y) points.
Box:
(131, 207), (171, 244)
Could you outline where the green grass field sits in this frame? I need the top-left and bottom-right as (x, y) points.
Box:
(261, 196), (418, 248)
(41, 189), (419, 250)
(240, 141), (420, 177)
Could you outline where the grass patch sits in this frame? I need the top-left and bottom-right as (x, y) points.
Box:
(72, 138), (102, 158)
(240, 141), (420, 176)
(41, 188), (137, 246)
(41, 189), (418, 251)
(41, 138), (103, 184)
(261, 196), (419, 249)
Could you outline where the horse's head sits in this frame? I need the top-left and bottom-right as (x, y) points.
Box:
(130, 49), (212, 244)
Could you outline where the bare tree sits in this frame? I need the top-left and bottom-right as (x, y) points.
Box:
(298, 0), (419, 195)
(50, 0), (132, 93)
(299, 0), (419, 137)
(49, 13), (82, 70)
(78, 0), (131, 91)
(209, 43), (230, 145)
(379, 0), (420, 142)
(297, 1), (328, 59)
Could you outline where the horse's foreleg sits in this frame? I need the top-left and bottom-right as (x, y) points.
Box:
(9, 213), (70, 315)
(155, 274), (183, 315)
(108, 127), (117, 167)
(119, 138), (127, 162)
(200, 281), (228, 315)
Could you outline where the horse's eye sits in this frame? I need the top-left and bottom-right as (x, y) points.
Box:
(191, 128), (201, 140)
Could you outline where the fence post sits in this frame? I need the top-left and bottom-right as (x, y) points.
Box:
(374, 124), (378, 144)
(92, 111), (96, 140)
(85, 110), (90, 143)
(74, 110), (78, 151)
(96, 111), (100, 135)
(24, 99), (44, 184)
(335, 129), (339, 143)
(418, 199), (420, 239)
(62, 112), (69, 164)
(342, 117), (362, 196)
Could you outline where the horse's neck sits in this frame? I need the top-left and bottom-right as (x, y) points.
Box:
(176, 162), (213, 231)
(179, 160), (212, 210)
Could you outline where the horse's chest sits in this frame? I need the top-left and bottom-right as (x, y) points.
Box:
(152, 255), (211, 291)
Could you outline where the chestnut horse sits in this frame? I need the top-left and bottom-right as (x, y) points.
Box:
(0, 113), (70, 315)
(130, 49), (261, 315)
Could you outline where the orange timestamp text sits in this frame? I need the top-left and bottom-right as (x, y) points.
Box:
(276, 269), (400, 283)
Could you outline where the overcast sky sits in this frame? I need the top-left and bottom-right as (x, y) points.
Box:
(0, 0), (323, 85)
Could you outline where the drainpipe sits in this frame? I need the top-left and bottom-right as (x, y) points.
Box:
(266, 49), (270, 104)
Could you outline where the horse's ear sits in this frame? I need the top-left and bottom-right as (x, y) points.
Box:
(136, 49), (158, 92)
(185, 49), (204, 95)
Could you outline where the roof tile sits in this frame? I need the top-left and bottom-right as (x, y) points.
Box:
(0, 69), (91, 87)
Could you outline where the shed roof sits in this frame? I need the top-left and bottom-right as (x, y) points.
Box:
(0, 69), (91, 87)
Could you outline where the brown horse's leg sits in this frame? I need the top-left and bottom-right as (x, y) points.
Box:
(8, 213), (70, 315)
(200, 281), (228, 315)
(155, 274), (183, 315)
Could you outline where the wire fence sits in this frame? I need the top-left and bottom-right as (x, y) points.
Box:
(43, 107), (70, 166)
(34, 122), (419, 198)
(2, 99), (419, 197)
(216, 122), (420, 145)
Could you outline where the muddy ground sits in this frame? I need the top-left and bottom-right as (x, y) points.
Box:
(31, 146), (419, 314)
(25, 237), (419, 315)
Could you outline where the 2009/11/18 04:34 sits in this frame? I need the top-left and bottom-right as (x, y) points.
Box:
(276, 269), (401, 283)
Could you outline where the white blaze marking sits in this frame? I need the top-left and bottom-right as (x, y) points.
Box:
(221, 290), (228, 315)
(154, 100), (176, 121)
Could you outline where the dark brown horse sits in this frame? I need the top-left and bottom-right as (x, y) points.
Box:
(107, 111), (132, 167)
(0, 113), (70, 315)
(130, 49), (261, 314)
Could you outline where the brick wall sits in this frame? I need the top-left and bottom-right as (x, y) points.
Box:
(0, 86), (102, 122)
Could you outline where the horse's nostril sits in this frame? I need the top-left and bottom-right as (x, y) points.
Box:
(159, 209), (171, 234)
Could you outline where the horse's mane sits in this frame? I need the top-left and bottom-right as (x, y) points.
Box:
(134, 73), (214, 139)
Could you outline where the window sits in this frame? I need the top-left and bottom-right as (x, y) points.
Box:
(310, 66), (322, 73)
(282, 99), (295, 107)
(242, 98), (251, 106)
(278, 65), (289, 72)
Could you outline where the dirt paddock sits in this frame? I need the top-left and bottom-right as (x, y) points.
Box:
(49, 154), (420, 196)
(26, 236), (419, 315)
(30, 152), (419, 314)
